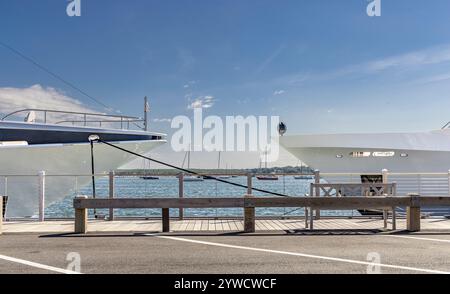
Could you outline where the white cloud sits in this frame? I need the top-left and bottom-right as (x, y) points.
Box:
(273, 90), (286, 96)
(270, 44), (450, 86)
(0, 84), (95, 121)
(331, 44), (450, 78)
(188, 95), (215, 109)
(415, 72), (450, 84)
(363, 45), (450, 73)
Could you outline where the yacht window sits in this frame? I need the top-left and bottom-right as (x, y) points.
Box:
(400, 153), (408, 157)
(336, 154), (343, 158)
(373, 151), (395, 157)
(349, 152), (371, 158)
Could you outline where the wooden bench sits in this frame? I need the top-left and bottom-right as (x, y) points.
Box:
(310, 183), (398, 228)
(72, 194), (442, 234)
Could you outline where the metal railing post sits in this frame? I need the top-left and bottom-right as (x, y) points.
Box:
(179, 173), (184, 220)
(447, 170), (450, 196)
(3, 177), (7, 196)
(38, 171), (46, 222)
(382, 169), (389, 184)
(314, 170), (320, 220)
(382, 169), (389, 228)
(109, 171), (115, 221)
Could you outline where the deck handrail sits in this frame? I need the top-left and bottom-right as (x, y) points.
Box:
(1, 108), (144, 129)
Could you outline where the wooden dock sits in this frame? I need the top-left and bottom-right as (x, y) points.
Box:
(3, 217), (450, 234)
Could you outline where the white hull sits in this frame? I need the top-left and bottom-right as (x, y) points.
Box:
(280, 129), (450, 216)
(0, 140), (165, 217)
(280, 129), (450, 174)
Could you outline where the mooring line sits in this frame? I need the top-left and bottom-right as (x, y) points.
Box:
(96, 139), (293, 198)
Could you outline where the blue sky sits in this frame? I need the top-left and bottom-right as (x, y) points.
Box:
(1, 0), (450, 167)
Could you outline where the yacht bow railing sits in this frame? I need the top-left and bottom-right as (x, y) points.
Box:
(1, 108), (145, 130)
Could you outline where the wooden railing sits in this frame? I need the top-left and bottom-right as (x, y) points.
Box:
(72, 194), (450, 234)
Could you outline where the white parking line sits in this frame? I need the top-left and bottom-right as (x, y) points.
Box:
(149, 234), (450, 274)
(383, 235), (450, 243)
(0, 254), (81, 274)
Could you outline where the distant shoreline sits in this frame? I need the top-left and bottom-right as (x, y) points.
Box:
(117, 166), (314, 176)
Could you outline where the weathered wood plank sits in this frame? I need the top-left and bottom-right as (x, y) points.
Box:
(74, 196), (422, 210)
(200, 219), (208, 231)
(162, 208), (170, 232)
(193, 220), (202, 231)
(419, 197), (450, 206)
(247, 197), (412, 209)
(228, 220), (239, 231)
(407, 207), (421, 232)
(74, 197), (245, 209)
(187, 219), (196, 231)
(74, 208), (87, 234)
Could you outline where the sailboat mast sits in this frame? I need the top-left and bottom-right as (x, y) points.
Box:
(188, 149), (190, 169)
(265, 147), (268, 169)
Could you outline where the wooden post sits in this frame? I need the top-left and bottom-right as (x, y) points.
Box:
(179, 173), (184, 220)
(38, 171), (45, 222)
(109, 171), (115, 221)
(407, 194), (421, 232)
(162, 208), (170, 232)
(247, 173), (252, 195)
(0, 196), (3, 235)
(314, 170), (320, 220)
(244, 195), (255, 233)
(392, 206), (396, 230)
(74, 196), (88, 234)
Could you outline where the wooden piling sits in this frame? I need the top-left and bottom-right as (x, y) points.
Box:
(407, 194), (421, 232)
(162, 208), (170, 232)
(244, 195), (255, 233)
(74, 196), (88, 234)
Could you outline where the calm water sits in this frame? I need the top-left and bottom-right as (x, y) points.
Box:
(46, 176), (358, 218)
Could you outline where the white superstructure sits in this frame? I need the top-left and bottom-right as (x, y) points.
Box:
(280, 129), (450, 174)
